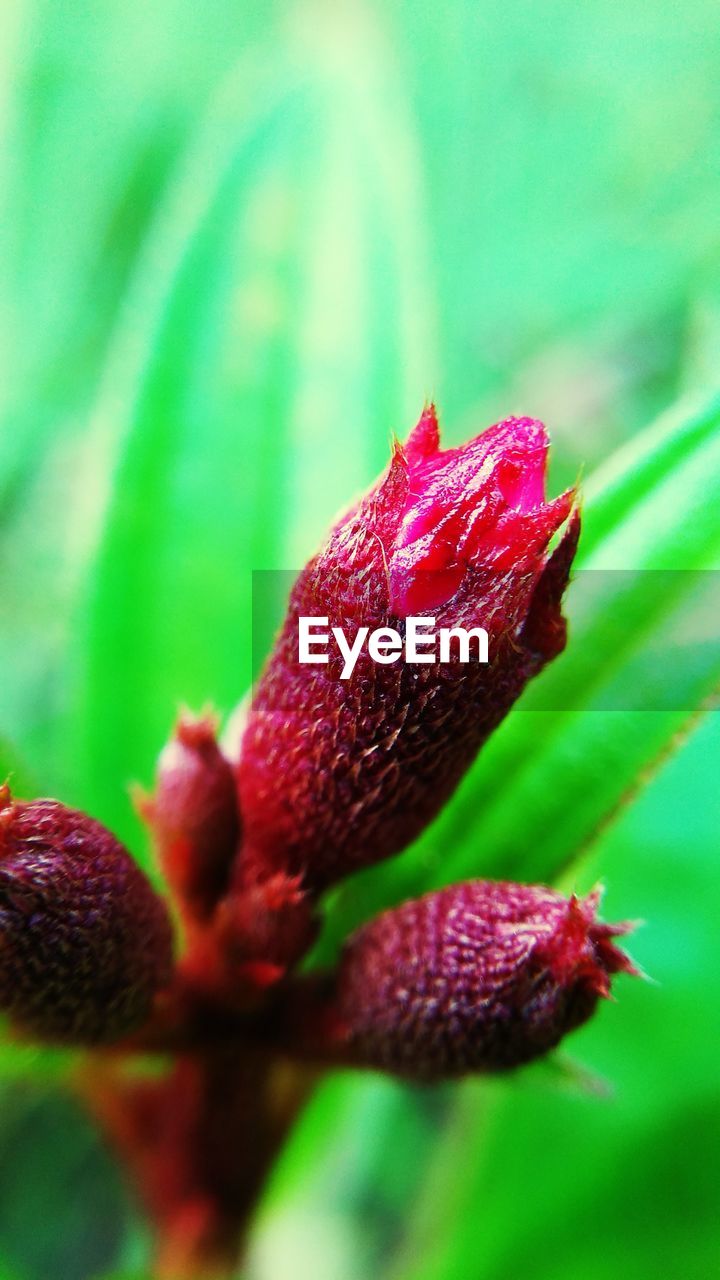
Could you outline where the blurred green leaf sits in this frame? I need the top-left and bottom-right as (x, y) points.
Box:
(0, 1037), (74, 1082)
(0, 735), (30, 793)
(61, 18), (435, 850)
(0, 1085), (135, 1280)
(400, 0), (720, 439)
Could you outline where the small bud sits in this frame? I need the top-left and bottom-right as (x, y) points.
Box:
(140, 712), (240, 922)
(238, 407), (579, 891)
(176, 873), (319, 1009)
(0, 787), (174, 1044)
(215, 873), (318, 976)
(332, 881), (637, 1080)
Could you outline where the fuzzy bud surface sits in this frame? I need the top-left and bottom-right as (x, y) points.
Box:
(0, 788), (174, 1044)
(141, 713), (239, 922)
(333, 880), (636, 1079)
(238, 408), (578, 891)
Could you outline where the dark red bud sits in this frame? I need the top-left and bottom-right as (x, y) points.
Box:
(237, 407), (579, 893)
(0, 786), (174, 1044)
(140, 712), (240, 922)
(332, 880), (637, 1080)
(215, 873), (318, 976)
(176, 872), (319, 1010)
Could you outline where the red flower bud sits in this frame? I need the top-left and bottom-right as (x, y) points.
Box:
(0, 787), (174, 1044)
(238, 407), (579, 891)
(140, 712), (240, 922)
(214, 872), (317, 978)
(175, 872), (318, 1009)
(331, 881), (637, 1079)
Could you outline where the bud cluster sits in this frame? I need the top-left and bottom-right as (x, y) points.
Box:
(0, 407), (637, 1085)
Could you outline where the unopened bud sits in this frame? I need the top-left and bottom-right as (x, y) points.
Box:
(0, 787), (173, 1044)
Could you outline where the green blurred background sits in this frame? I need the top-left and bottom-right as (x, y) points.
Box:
(0, 1), (719, 1277)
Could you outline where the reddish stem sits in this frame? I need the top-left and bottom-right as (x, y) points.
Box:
(79, 1048), (316, 1279)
